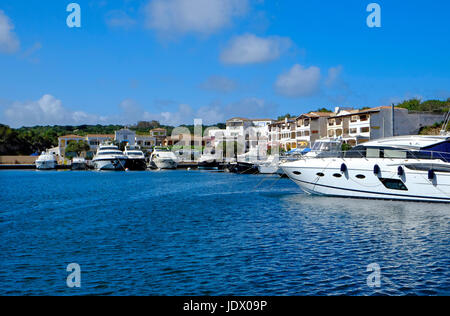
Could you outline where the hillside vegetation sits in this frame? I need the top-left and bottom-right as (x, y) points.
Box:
(396, 98), (449, 113)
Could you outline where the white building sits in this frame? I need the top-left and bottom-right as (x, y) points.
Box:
(327, 106), (446, 146)
(115, 128), (136, 146)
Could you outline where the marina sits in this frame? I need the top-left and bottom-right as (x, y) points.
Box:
(1, 1), (449, 299)
(0, 169), (449, 296)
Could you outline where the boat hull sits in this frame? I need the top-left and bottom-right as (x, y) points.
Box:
(125, 158), (147, 171)
(281, 158), (450, 203)
(198, 160), (220, 170)
(35, 160), (56, 170)
(152, 159), (177, 169)
(71, 162), (87, 170)
(93, 159), (127, 171)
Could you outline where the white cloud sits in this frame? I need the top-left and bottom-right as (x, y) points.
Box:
(0, 10), (20, 54)
(220, 33), (292, 65)
(274, 64), (321, 98)
(1, 95), (277, 128)
(200, 75), (238, 93)
(145, 0), (248, 36)
(2, 95), (100, 127)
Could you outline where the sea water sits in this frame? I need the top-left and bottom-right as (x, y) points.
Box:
(0, 170), (449, 295)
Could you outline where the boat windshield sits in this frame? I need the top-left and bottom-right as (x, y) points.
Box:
(98, 151), (123, 155)
(127, 151), (144, 156)
(311, 141), (340, 152)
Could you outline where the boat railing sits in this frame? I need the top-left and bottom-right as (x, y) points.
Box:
(278, 148), (450, 163)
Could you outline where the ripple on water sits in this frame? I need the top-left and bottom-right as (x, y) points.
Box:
(0, 170), (449, 295)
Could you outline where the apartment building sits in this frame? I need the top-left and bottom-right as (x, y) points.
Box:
(220, 118), (274, 154)
(296, 112), (332, 148)
(268, 118), (297, 151)
(150, 128), (167, 146)
(327, 106), (445, 146)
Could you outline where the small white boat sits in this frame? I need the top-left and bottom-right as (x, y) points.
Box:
(35, 152), (57, 170)
(71, 157), (87, 170)
(92, 143), (127, 171)
(150, 147), (178, 169)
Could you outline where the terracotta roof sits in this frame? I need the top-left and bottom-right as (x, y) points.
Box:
(86, 134), (114, 138)
(297, 112), (333, 119)
(58, 135), (85, 139)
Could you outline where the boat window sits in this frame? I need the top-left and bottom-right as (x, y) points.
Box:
(333, 173), (342, 178)
(379, 178), (408, 191)
(366, 148), (381, 158)
(316, 172), (325, 177)
(384, 149), (407, 159)
(355, 174), (366, 179)
(344, 146), (366, 158)
(293, 171), (301, 175)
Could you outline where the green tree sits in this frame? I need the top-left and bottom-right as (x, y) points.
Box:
(65, 140), (90, 157)
(316, 108), (332, 113)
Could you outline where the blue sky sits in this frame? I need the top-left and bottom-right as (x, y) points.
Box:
(0, 0), (449, 127)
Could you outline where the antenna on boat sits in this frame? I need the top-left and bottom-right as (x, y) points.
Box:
(440, 111), (450, 135)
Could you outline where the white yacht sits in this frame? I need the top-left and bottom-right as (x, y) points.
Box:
(35, 152), (57, 170)
(71, 157), (87, 170)
(257, 155), (280, 174)
(124, 145), (147, 171)
(92, 143), (127, 171)
(150, 147), (178, 169)
(281, 135), (450, 203)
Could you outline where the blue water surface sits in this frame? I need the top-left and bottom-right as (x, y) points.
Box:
(0, 170), (449, 296)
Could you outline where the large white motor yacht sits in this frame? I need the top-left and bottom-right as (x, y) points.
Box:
(281, 135), (450, 203)
(92, 143), (127, 171)
(150, 147), (178, 169)
(124, 145), (147, 171)
(35, 152), (57, 170)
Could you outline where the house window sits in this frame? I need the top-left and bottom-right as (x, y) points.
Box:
(351, 115), (358, 122)
(304, 131), (310, 136)
(360, 115), (369, 121)
(350, 128), (357, 134)
(335, 118), (342, 125)
(329, 119), (335, 126)
(336, 129), (343, 136)
(361, 127), (370, 133)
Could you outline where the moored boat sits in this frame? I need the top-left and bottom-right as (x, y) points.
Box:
(281, 135), (450, 203)
(35, 152), (57, 170)
(92, 143), (127, 171)
(124, 145), (147, 171)
(71, 157), (87, 170)
(150, 147), (178, 169)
